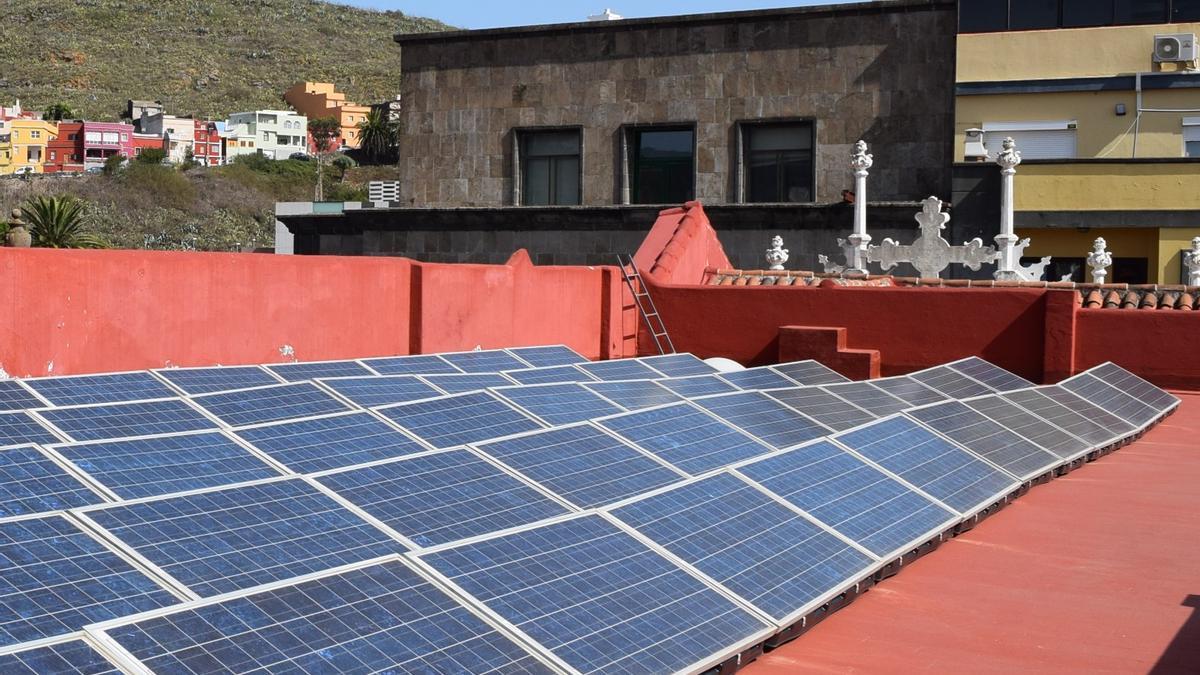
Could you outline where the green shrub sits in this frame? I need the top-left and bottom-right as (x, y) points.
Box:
(121, 162), (195, 211)
(136, 147), (168, 165)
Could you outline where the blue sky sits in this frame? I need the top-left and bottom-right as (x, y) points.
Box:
(342, 1), (844, 30)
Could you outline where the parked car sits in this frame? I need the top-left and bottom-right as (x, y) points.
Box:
(288, 152), (310, 161)
(13, 166), (35, 176)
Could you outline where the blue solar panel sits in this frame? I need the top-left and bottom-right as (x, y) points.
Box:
(1089, 362), (1179, 413)
(1036, 386), (1137, 438)
(0, 411), (60, 446)
(821, 381), (913, 416)
(191, 382), (352, 427)
(0, 445), (105, 517)
(102, 559), (553, 675)
(911, 401), (1056, 477)
(598, 402), (775, 474)
(0, 380), (45, 412)
(656, 375), (741, 398)
(0, 514), (178, 647)
(421, 515), (772, 675)
(37, 399), (217, 442)
(264, 360), (375, 382)
(909, 367), (996, 399)
(316, 375), (441, 407)
(440, 349), (529, 373)
(739, 440), (959, 558)
(635, 353), (719, 377)
(583, 380), (683, 410)
(1002, 388), (1121, 447)
(963, 395), (1092, 462)
(376, 391), (544, 449)
(234, 411), (429, 473)
(52, 431), (282, 500)
(494, 383), (624, 426)
(503, 365), (594, 385)
(691, 392), (830, 450)
(835, 416), (1019, 515)
(613, 473), (877, 622)
(1060, 373), (1162, 427)
(360, 354), (462, 376)
(718, 367), (798, 391)
(476, 424), (684, 508)
(506, 345), (589, 367)
(83, 478), (403, 597)
(0, 639), (120, 675)
(316, 449), (569, 547)
(152, 366), (281, 395)
(867, 377), (948, 407)
(420, 372), (515, 395)
(765, 387), (876, 432)
(576, 358), (664, 381)
(948, 357), (1035, 393)
(22, 372), (178, 406)
(770, 360), (850, 385)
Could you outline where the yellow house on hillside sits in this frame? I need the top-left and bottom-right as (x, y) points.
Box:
(1, 119), (58, 174)
(0, 130), (12, 174)
(283, 81), (371, 149)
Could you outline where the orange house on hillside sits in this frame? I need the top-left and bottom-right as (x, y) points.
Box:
(283, 81), (371, 149)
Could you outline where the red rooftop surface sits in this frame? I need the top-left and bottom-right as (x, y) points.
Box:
(749, 391), (1200, 675)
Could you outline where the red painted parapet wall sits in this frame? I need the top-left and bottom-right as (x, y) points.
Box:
(0, 247), (629, 377)
(633, 202), (1200, 389)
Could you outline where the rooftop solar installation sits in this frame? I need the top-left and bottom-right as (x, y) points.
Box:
(440, 349), (530, 373)
(315, 374), (441, 407)
(190, 381), (352, 427)
(576, 357), (665, 381)
(634, 353), (719, 377)
(1089, 362), (1180, 414)
(376, 391), (544, 449)
(582, 379), (684, 410)
(770, 360), (851, 385)
(597, 402), (776, 475)
(151, 365), (281, 395)
(36, 399), (217, 443)
(835, 416), (1019, 515)
(1002, 388), (1122, 448)
(739, 440), (959, 558)
(1037, 386), (1138, 439)
(909, 366), (997, 399)
(0, 411), (61, 446)
(868, 376), (949, 407)
(22, 372), (180, 407)
(657, 374), (741, 398)
(263, 359), (376, 382)
(0, 445), (105, 517)
(963, 395), (1092, 462)
(421, 514), (774, 675)
(0, 639), (120, 675)
(717, 366), (800, 391)
(821, 381), (914, 417)
(359, 353), (462, 376)
(0, 381), (46, 412)
(612, 472), (877, 624)
(419, 372), (516, 395)
(81, 478), (403, 597)
(0, 514), (178, 647)
(476, 424), (684, 508)
(691, 391), (831, 451)
(948, 357), (1035, 392)
(503, 364), (594, 385)
(765, 387), (876, 432)
(98, 559), (555, 675)
(493, 382), (624, 426)
(1059, 373), (1162, 428)
(315, 449), (570, 547)
(906, 400), (1061, 480)
(505, 344), (589, 367)
(233, 411), (429, 473)
(50, 431), (282, 500)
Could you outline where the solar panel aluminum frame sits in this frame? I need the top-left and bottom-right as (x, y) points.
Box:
(1088, 362), (1182, 415)
(906, 360), (1004, 398)
(767, 360), (851, 386)
(714, 366), (801, 391)
(260, 358), (381, 382)
(27, 396), (223, 442)
(1059, 367), (1172, 432)
(500, 364), (597, 385)
(504, 344), (590, 368)
(408, 510), (778, 675)
(1012, 385), (1134, 452)
(371, 390), (547, 450)
(187, 381), (355, 429)
(489, 382), (628, 428)
(579, 379), (683, 411)
(685, 391), (834, 453)
(20, 369), (181, 407)
(0, 633), (126, 670)
(817, 381), (914, 416)
(308, 375), (443, 410)
(900, 399), (1064, 483)
(82, 553), (567, 675)
(630, 353), (720, 378)
(602, 471), (883, 629)
(944, 357), (1035, 392)
(760, 385), (877, 429)
(575, 358), (671, 382)
(723, 438), (963, 564)
(1, 410), (70, 444)
(432, 348), (538, 372)
(414, 371), (521, 396)
(230, 409), (436, 472)
(1, 379), (54, 409)
(148, 364), (285, 396)
(358, 353), (464, 376)
(0, 442), (114, 511)
(955, 390), (1098, 465)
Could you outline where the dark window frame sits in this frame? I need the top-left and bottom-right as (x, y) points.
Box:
(621, 123), (697, 205)
(512, 126), (584, 207)
(735, 118), (818, 204)
(960, 0), (1183, 33)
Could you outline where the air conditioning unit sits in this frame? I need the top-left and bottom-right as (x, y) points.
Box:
(1153, 33), (1198, 63)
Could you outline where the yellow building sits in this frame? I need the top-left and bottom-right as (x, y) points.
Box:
(955, 4), (1200, 284)
(0, 130), (11, 173)
(283, 82), (372, 149)
(1, 119), (58, 174)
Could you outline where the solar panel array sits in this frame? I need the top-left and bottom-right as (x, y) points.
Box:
(0, 347), (1178, 674)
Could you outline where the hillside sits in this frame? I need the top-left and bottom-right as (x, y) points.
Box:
(0, 0), (451, 120)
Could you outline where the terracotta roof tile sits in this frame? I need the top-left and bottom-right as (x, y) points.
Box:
(1139, 292), (1158, 309)
(747, 275), (763, 286)
(1180, 292), (1195, 310)
(1083, 290), (1103, 308)
(1103, 290), (1122, 308)
(1122, 291), (1140, 309)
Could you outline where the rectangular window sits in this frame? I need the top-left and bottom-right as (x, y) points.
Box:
(102, 132), (119, 144)
(629, 126), (694, 204)
(1182, 118), (1200, 156)
(959, 0), (1009, 32)
(84, 131), (100, 143)
(742, 122), (814, 203)
(1063, 0), (1113, 26)
(982, 121), (1077, 159)
(121, 133), (129, 142)
(1175, 0), (1200, 20)
(31, 131), (40, 139)
(1115, 0), (1168, 23)
(1010, 0), (1060, 29)
(49, 151), (56, 160)
(519, 129), (582, 206)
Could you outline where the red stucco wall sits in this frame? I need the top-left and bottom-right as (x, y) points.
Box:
(1073, 309), (1200, 390)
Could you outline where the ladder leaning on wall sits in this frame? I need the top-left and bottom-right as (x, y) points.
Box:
(616, 254), (675, 356)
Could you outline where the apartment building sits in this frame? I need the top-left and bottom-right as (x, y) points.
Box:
(284, 82), (371, 149)
(225, 110), (308, 160)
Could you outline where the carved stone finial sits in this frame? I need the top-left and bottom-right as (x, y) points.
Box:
(915, 196), (950, 234)
(1186, 236), (1200, 286)
(765, 235), (789, 271)
(5, 207), (31, 248)
(866, 196), (998, 279)
(850, 140), (873, 173)
(995, 136), (1022, 172)
(1087, 237), (1113, 285)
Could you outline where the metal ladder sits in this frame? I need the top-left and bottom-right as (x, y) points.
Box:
(616, 254), (675, 355)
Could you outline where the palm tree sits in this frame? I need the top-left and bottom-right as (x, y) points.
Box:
(308, 116), (342, 202)
(356, 108), (397, 164)
(20, 195), (106, 248)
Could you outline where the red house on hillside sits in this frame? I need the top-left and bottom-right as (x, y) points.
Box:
(131, 132), (166, 159)
(192, 120), (223, 166)
(43, 121), (84, 173)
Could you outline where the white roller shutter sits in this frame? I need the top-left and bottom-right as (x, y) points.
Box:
(982, 121), (1077, 160)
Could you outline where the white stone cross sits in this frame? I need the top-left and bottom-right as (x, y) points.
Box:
(866, 196), (997, 279)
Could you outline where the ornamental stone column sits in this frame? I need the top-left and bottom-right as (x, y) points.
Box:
(993, 137), (1022, 281)
(846, 140), (873, 275)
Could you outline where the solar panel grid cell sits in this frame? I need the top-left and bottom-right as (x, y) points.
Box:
(190, 382), (352, 427)
(1002, 388), (1120, 447)
(360, 354), (462, 376)
(264, 360), (375, 382)
(718, 367), (799, 391)
(1061, 373), (1163, 428)
(691, 392), (830, 451)
(315, 374), (442, 408)
(493, 383), (624, 426)
(0, 639), (120, 675)
(582, 379), (684, 410)
(948, 357), (1035, 392)
(770, 360), (851, 385)
(233, 411), (429, 474)
(1089, 363), (1179, 413)
(0, 444), (105, 517)
(598, 402), (776, 475)
(440, 350), (530, 373)
(905, 401), (1061, 480)
(36, 399), (217, 443)
(821, 381), (913, 417)
(0, 381), (47, 412)
(576, 358), (665, 382)
(376, 391), (544, 449)
(657, 375), (742, 398)
(505, 345), (589, 367)
(764, 387), (876, 432)
(502, 365), (594, 385)
(152, 366), (281, 395)
(867, 377), (949, 407)
(634, 353), (719, 377)
(0, 411), (61, 446)
(963, 395), (1092, 461)
(1038, 386), (1138, 438)
(22, 372), (179, 406)
(909, 367), (996, 399)
(419, 372), (516, 395)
